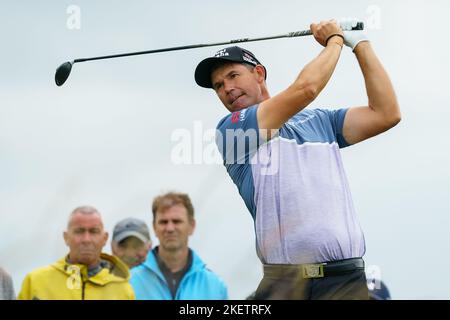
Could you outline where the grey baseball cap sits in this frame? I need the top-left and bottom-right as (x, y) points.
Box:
(112, 218), (151, 243)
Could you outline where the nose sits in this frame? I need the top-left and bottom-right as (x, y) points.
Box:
(136, 249), (146, 259)
(223, 79), (234, 95)
(165, 221), (176, 232)
(80, 232), (92, 243)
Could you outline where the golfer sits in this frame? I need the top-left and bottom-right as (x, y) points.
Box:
(194, 19), (401, 299)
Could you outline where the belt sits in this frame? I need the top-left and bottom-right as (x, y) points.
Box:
(263, 258), (365, 279)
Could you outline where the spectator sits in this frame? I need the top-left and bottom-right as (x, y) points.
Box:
(111, 217), (152, 268)
(18, 206), (135, 300)
(131, 192), (228, 299)
(0, 267), (15, 300)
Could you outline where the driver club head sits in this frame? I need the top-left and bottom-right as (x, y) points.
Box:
(55, 61), (73, 86)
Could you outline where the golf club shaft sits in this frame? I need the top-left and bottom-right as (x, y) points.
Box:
(74, 22), (364, 64)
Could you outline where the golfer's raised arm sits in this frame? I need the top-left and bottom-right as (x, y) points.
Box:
(257, 20), (344, 138)
(342, 41), (401, 145)
(329, 18), (401, 145)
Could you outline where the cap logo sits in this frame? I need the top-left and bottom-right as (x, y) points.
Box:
(215, 49), (229, 58)
(242, 52), (257, 65)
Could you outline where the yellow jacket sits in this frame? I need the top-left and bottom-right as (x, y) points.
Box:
(18, 253), (135, 300)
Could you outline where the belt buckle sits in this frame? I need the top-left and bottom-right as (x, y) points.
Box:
(302, 264), (324, 279)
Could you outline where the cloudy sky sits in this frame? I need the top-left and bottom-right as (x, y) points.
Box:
(1, 0), (449, 299)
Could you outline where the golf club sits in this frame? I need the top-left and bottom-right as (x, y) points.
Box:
(55, 22), (364, 86)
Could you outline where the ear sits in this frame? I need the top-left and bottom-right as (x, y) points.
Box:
(111, 241), (118, 254)
(254, 65), (266, 83)
(189, 218), (196, 236)
(63, 231), (69, 246)
(103, 231), (109, 246)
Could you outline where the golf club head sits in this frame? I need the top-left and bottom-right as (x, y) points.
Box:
(55, 61), (73, 86)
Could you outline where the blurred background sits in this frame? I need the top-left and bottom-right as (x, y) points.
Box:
(1, 0), (449, 299)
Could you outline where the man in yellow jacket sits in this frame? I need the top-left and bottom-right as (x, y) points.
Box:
(18, 206), (135, 300)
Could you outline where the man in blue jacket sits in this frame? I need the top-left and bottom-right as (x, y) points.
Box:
(130, 192), (228, 299)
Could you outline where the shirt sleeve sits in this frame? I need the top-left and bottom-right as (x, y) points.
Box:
(315, 108), (351, 148)
(215, 105), (263, 164)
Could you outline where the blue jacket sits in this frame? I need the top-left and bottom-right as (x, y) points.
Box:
(130, 248), (228, 300)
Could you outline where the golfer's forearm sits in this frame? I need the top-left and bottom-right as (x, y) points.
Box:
(290, 40), (343, 99)
(355, 42), (401, 123)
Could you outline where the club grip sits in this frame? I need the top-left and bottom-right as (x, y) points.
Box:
(353, 22), (364, 30)
(288, 21), (364, 38)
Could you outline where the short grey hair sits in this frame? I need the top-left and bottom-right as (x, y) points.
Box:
(67, 205), (103, 228)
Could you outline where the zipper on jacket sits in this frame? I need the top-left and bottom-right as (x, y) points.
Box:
(82, 281), (86, 300)
(174, 271), (193, 300)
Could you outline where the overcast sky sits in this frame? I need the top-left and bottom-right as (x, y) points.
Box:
(1, 0), (449, 299)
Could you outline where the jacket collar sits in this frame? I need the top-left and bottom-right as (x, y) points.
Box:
(142, 247), (205, 280)
(52, 253), (130, 285)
